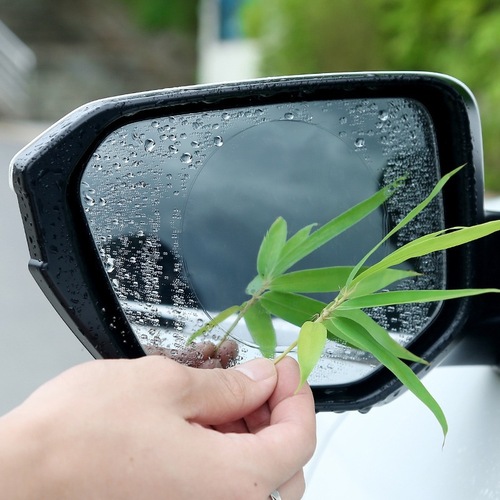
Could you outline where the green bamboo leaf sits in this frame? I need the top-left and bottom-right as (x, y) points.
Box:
(257, 216), (288, 277)
(186, 304), (241, 344)
(270, 266), (363, 293)
(334, 309), (428, 365)
(339, 288), (500, 310)
(278, 223), (317, 262)
(349, 268), (420, 298)
(323, 318), (370, 352)
(297, 321), (327, 387)
(346, 165), (463, 286)
(260, 291), (326, 327)
(388, 222), (500, 268)
(245, 274), (265, 296)
(273, 180), (401, 275)
(244, 301), (277, 358)
(354, 220), (500, 287)
(330, 316), (448, 438)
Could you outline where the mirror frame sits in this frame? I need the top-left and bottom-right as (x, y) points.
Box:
(11, 72), (486, 412)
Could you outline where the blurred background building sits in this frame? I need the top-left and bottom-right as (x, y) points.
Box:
(0, 0), (198, 120)
(198, 0), (258, 83)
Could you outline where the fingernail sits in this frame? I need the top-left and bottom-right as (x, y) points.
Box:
(234, 358), (276, 381)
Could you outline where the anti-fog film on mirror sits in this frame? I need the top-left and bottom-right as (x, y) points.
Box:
(80, 98), (445, 385)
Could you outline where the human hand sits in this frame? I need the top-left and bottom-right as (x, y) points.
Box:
(0, 355), (316, 499)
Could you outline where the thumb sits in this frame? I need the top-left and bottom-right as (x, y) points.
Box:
(181, 358), (277, 425)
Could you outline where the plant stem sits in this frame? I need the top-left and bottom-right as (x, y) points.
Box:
(214, 283), (269, 351)
(273, 340), (298, 364)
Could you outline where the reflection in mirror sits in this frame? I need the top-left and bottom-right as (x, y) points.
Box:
(81, 98), (445, 385)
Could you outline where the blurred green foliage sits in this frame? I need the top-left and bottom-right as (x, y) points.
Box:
(119, 0), (198, 33)
(243, 0), (500, 190)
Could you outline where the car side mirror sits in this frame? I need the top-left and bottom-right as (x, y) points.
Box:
(11, 72), (498, 412)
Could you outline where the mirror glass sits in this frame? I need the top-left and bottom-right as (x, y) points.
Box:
(81, 97), (445, 385)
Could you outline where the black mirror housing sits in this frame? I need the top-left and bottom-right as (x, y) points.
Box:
(11, 72), (492, 413)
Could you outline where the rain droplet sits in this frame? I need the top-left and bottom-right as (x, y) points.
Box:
(222, 112), (230, 121)
(169, 145), (178, 154)
(355, 138), (365, 148)
(191, 140), (200, 148)
(379, 110), (389, 121)
(105, 257), (115, 273)
(84, 194), (95, 206)
(180, 153), (193, 164)
(144, 139), (156, 152)
(213, 136), (223, 147)
(284, 112), (294, 120)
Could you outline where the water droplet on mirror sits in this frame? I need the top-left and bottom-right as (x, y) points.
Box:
(144, 139), (156, 152)
(191, 140), (200, 148)
(222, 112), (230, 121)
(213, 136), (223, 147)
(84, 194), (95, 206)
(355, 138), (365, 148)
(105, 257), (115, 273)
(284, 112), (294, 120)
(379, 110), (389, 121)
(180, 153), (193, 164)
